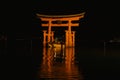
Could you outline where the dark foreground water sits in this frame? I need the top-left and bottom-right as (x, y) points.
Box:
(1, 40), (120, 80)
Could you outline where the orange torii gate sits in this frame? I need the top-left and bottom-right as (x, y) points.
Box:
(37, 12), (85, 47)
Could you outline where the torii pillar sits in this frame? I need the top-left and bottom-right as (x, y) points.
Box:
(65, 30), (75, 47)
(43, 30), (54, 47)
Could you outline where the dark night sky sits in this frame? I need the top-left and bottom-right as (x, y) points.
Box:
(1, 1), (120, 79)
(1, 0), (120, 41)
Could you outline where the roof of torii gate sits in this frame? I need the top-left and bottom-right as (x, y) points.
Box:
(36, 12), (85, 27)
(36, 12), (85, 18)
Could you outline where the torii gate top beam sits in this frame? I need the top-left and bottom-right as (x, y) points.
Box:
(37, 12), (85, 20)
(36, 12), (85, 27)
(36, 12), (85, 18)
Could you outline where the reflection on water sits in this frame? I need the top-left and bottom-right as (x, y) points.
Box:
(38, 47), (83, 80)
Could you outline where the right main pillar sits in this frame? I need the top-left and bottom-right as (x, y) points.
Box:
(65, 30), (75, 47)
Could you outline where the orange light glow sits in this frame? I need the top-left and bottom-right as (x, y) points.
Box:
(37, 13), (85, 47)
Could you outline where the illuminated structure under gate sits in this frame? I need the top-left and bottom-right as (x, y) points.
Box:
(37, 12), (85, 47)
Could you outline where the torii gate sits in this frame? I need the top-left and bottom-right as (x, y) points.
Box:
(37, 12), (85, 47)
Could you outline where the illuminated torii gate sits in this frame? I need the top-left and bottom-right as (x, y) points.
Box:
(37, 12), (85, 47)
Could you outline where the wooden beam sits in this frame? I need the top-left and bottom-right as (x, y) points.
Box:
(36, 12), (85, 18)
(40, 17), (83, 21)
(41, 23), (79, 27)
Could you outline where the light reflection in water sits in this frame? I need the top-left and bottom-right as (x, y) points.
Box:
(38, 47), (83, 80)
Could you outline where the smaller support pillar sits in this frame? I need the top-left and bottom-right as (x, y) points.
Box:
(72, 31), (75, 47)
(65, 30), (69, 47)
(43, 30), (47, 47)
(51, 31), (54, 42)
